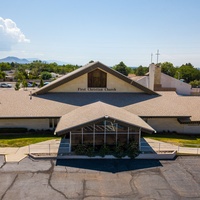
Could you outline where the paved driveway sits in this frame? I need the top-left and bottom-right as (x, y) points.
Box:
(0, 156), (200, 199)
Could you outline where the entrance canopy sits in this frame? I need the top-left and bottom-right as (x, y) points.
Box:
(55, 101), (155, 136)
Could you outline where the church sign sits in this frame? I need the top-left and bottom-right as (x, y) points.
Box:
(78, 88), (116, 92)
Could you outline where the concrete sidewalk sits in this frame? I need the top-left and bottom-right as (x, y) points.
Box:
(0, 138), (200, 162)
(0, 139), (60, 162)
(142, 138), (200, 155)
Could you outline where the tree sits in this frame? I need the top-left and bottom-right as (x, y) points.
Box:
(15, 81), (20, 90)
(190, 80), (200, 88)
(32, 82), (36, 88)
(0, 62), (11, 71)
(177, 63), (200, 83)
(0, 71), (6, 79)
(14, 71), (25, 81)
(40, 79), (44, 87)
(40, 71), (52, 80)
(112, 61), (130, 76)
(22, 79), (28, 90)
(161, 62), (176, 77)
(135, 65), (148, 76)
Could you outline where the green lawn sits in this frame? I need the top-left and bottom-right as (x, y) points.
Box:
(143, 133), (200, 147)
(0, 134), (60, 147)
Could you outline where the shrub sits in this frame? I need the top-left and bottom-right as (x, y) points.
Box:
(0, 128), (28, 133)
(114, 143), (126, 158)
(74, 144), (88, 155)
(85, 144), (95, 157)
(99, 145), (110, 157)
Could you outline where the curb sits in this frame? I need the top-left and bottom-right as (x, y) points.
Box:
(29, 151), (177, 160)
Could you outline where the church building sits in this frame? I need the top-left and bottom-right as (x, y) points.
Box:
(0, 61), (200, 155)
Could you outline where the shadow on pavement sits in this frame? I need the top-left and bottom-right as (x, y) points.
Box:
(56, 159), (163, 173)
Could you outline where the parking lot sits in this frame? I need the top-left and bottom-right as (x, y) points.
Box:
(0, 156), (200, 199)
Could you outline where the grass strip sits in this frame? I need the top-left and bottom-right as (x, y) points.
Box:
(143, 133), (200, 147)
(0, 134), (59, 147)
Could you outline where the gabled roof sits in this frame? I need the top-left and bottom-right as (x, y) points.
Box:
(33, 61), (157, 95)
(55, 101), (155, 135)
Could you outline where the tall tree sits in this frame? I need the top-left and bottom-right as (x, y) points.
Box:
(135, 65), (148, 76)
(0, 71), (6, 79)
(178, 63), (200, 83)
(113, 61), (130, 76)
(161, 62), (176, 77)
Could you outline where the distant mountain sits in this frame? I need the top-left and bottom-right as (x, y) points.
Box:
(0, 56), (69, 65)
(0, 56), (30, 64)
(45, 60), (69, 65)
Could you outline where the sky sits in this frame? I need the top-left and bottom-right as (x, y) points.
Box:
(0, 0), (200, 67)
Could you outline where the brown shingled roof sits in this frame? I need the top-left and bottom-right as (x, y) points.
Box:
(1, 90), (200, 123)
(55, 101), (155, 135)
(0, 90), (197, 120)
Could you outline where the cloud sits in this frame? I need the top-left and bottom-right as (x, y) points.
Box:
(0, 17), (30, 51)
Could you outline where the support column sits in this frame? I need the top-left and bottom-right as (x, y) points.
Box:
(116, 123), (118, 146)
(70, 131), (72, 152)
(81, 128), (83, 144)
(104, 120), (106, 145)
(139, 128), (141, 151)
(93, 124), (95, 149)
(127, 127), (130, 144)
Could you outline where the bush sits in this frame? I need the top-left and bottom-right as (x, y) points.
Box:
(73, 141), (139, 158)
(0, 128), (28, 133)
(126, 141), (139, 159)
(99, 145), (110, 157)
(41, 71), (52, 80)
(85, 144), (95, 157)
(114, 143), (126, 158)
(74, 144), (88, 155)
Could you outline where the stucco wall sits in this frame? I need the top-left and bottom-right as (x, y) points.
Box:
(147, 118), (200, 134)
(49, 70), (144, 93)
(147, 118), (184, 133)
(161, 73), (191, 95)
(0, 118), (49, 130)
(183, 124), (200, 134)
(136, 76), (149, 88)
(135, 73), (192, 95)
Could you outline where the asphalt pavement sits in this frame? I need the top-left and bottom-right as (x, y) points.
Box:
(0, 156), (200, 199)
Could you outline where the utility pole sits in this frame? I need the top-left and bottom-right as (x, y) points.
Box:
(156, 49), (160, 64)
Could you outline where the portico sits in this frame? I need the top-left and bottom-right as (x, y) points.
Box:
(55, 101), (155, 155)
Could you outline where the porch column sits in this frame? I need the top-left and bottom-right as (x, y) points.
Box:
(69, 131), (72, 152)
(127, 127), (130, 144)
(81, 128), (83, 144)
(104, 120), (106, 144)
(115, 123), (118, 146)
(93, 124), (95, 148)
(139, 128), (141, 151)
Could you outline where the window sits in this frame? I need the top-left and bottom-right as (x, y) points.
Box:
(88, 69), (107, 88)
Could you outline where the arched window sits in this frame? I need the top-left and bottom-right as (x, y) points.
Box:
(88, 69), (107, 88)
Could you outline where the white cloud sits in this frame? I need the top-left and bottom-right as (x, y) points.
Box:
(0, 17), (30, 51)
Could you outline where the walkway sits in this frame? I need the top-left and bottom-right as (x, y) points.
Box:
(0, 139), (60, 162)
(142, 138), (200, 154)
(0, 138), (200, 162)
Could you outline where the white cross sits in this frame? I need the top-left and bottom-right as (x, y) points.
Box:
(156, 50), (160, 64)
